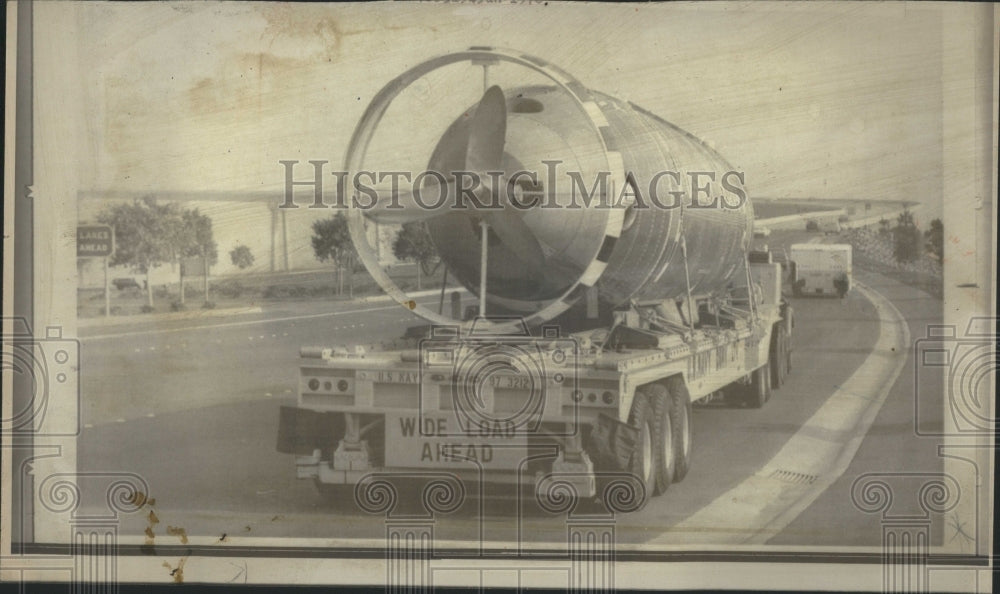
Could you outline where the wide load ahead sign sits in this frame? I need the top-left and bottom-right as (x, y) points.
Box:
(77, 225), (114, 257)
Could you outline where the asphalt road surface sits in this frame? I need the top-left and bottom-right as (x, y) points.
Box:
(75, 231), (943, 549)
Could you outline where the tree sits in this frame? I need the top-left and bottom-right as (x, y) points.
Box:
(230, 244), (255, 269)
(392, 222), (441, 290)
(892, 209), (921, 263)
(181, 208), (218, 265)
(97, 197), (178, 309)
(178, 208), (217, 303)
(924, 218), (943, 264)
(312, 212), (357, 297)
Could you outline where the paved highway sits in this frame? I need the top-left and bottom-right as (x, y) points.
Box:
(75, 231), (943, 549)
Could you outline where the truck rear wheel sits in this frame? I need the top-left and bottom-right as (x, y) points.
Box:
(627, 391), (657, 506)
(785, 325), (793, 375)
(667, 378), (693, 483)
(780, 328), (791, 384)
(745, 365), (771, 409)
(645, 384), (675, 496)
(770, 325), (787, 389)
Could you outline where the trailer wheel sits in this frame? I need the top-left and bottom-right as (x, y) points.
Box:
(770, 325), (786, 390)
(780, 328), (791, 384)
(645, 384), (675, 496)
(667, 378), (693, 483)
(627, 391), (657, 506)
(746, 365), (771, 409)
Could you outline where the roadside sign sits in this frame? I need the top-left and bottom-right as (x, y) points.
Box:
(78, 224), (115, 317)
(181, 256), (205, 276)
(77, 225), (114, 258)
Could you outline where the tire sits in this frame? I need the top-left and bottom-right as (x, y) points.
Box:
(646, 384), (675, 496)
(770, 327), (784, 390)
(668, 379), (693, 483)
(745, 365), (771, 409)
(627, 391), (657, 507)
(785, 326), (793, 375)
(780, 328), (790, 384)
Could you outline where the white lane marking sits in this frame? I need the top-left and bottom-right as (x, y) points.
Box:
(651, 281), (909, 545)
(80, 299), (437, 341)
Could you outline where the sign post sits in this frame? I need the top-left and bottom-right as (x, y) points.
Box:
(77, 224), (115, 317)
(104, 257), (110, 316)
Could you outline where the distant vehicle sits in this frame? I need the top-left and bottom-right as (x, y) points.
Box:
(753, 227), (772, 238)
(112, 277), (142, 291)
(820, 219), (842, 234)
(789, 243), (852, 298)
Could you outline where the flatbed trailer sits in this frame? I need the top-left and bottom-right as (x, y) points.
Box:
(277, 260), (793, 508)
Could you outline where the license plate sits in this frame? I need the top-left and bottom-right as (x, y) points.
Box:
(383, 412), (528, 469)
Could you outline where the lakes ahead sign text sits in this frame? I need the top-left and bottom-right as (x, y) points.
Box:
(77, 225), (114, 258)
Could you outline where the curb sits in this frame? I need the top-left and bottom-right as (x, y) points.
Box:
(75, 288), (464, 329)
(348, 287), (461, 305)
(78, 306), (264, 328)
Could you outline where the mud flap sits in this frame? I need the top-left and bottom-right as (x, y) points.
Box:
(587, 413), (639, 471)
(277, 406), (341, 455)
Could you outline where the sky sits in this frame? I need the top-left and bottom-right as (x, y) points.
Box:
(71, 1), (950, 276)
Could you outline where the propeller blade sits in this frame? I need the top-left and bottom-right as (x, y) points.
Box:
(483, 208), (548, 274)
(465, 85), (508, 173)
(464, 87), (548, 269)
(361, 178), (455, 225)
(365, 86), (506, 225)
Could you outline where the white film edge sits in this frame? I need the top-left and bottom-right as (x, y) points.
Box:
(2, 1), (996, 592)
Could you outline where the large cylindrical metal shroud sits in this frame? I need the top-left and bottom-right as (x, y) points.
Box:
(344, 48), (754, 327)
(424, 85), (754, 311)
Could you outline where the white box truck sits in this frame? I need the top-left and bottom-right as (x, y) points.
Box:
(789, 243), (852, 297)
